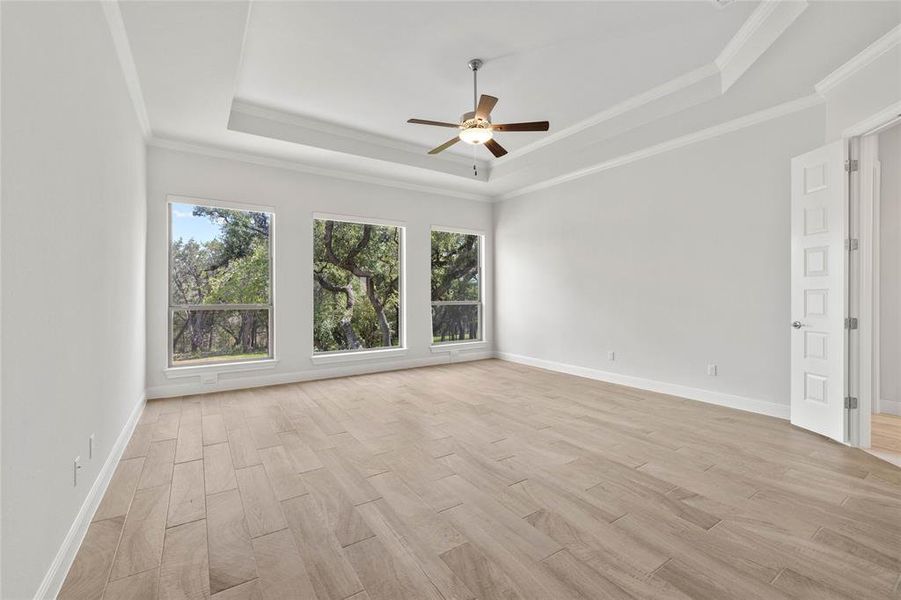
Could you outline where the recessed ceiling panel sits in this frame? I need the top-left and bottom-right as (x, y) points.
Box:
(235, 1), (756, 157)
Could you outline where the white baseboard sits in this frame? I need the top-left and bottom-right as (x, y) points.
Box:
(35, 393), (147, 600)
(878, 398), (901, 416)
(496, 351), (790, 420)
(146, 349), (495, 399)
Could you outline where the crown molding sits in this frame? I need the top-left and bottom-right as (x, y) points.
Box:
(101, 1), (152, 139)
(815, 23), (901, 97)
(497, 94), (823, 201)
(226, 2), (254, 120)
(715, 0), (808, 92)
(488, 0), (807, 172)
(147, 136), (493, 202)
(231, 100), (484, 168)
(492, 63), (721, 166)
(112, 0), (818, 206)
(225, 2), (805, 179)
(229, 100), (490, 181)
(715, 0), (781, 68)
(842, 100), (901, 138)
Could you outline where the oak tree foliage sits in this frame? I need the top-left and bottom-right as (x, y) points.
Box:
(170, 205), (270, 364)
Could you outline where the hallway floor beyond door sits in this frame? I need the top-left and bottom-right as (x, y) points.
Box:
(870, 413), (901, 468)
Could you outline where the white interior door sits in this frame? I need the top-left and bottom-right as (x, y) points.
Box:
(790, 141), (847, 442)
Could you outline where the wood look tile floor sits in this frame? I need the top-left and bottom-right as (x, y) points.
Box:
(59, 359), (901, 600)
(870, 414), (901, 468)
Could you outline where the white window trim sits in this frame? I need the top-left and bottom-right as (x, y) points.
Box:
(164, 359), (280, 379)
(314, 211), (406, 228)
(430, 340), (488, 353)
(167, 196), (276, 369)
(311, 347), (408, 365)
(429, 227), (485, 347)
(430, 224), (486, 237)
(312, 214), (407, 358)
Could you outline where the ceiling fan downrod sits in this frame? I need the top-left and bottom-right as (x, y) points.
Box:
(469, 60), (482, 178)
(468, 59), (482, 114)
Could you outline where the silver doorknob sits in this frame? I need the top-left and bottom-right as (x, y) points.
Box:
(792, 321), (804, 329)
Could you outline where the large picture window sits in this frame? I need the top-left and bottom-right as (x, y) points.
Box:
(169, 201), (273, 366)
(431, 229), (482, 344)
(313, 218), (402, 353)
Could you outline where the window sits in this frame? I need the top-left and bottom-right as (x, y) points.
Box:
(431, 229), (482, 344)
(169, 201), (273, 366)
(313, 218), (402, 353)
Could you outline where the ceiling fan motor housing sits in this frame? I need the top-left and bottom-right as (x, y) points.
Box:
(459, 112), (493, 144)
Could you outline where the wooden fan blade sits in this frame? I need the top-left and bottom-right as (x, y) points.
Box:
(408, 118), (460, 128)
(484, 138), (507, 158)
(491, 121), (549, 132)
(475, 95), (498, 120)
(428, 137), (461, 154)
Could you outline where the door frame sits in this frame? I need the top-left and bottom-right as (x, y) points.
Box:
(845, 102), (901, 449)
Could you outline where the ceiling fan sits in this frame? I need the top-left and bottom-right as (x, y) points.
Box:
(407, 59), (549, 158)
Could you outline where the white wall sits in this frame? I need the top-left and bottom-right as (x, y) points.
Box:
(494, 106), (826, 413)
(1, 3), (147, 599)
(880, 124), (901, 412)
(146, 146), (494, 397)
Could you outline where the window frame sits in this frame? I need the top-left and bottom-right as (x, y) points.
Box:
(166, 195), (276, 369)
(429, 226), (484, 347)
(311, 212), (406, 361)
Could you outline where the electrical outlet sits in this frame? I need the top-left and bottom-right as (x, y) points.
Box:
(89, 434), (95, 460)
(707, 364), (718, 376)
(607, 351), (615, 361)
(73, 456), (82, 486)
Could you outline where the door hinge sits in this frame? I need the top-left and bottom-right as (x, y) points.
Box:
(845, 159), (859, 172)
(845, 238), (859, 251)
(844, 396), (859, 409)
(845, 317), (859, 329)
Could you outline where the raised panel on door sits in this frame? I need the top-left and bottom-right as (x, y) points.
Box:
(790, 141), (846, 442)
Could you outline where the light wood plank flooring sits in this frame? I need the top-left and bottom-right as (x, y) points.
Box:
(60, 359), (901, 600)
(870, 413), (901, 468)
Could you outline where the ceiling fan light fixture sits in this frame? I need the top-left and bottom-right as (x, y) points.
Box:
(459, 126), (493, 145)
(408, 59), (548, 158)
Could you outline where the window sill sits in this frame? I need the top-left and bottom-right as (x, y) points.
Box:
(430, 341), (488, 353)
(311, 347), (408, 365)
(164, 359), (279, 379)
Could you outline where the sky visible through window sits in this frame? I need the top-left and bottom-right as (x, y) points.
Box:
(171, 202), (220, 244)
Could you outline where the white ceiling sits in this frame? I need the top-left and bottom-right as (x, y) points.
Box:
(236, 1), (756, 157)
(115, 1), (901, 199)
